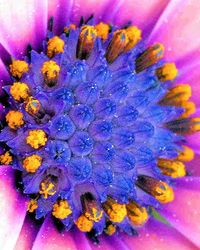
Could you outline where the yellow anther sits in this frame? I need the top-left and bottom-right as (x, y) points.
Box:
(23, 154), (42, 173)
(64, 24), (76, 34)
(9, 60), (29, 78)
(177, 145), (194, 162)
(104, 224), (116, 235)
(156, 63), (178, 82)
(135, 43), (164, 73)
(179, 101), (196, 118)
(154, 181), (174, 203)
(102, 197), (127, 223)
(47, 36), (65, 58)
(126, 201), (148, 226)
(39, 180), (56, 199)
(25, 97), (42, 116)
(75, 214), (93, 232)
(95, 22), (110, 40)
(41, 60), (60, 83)
(160, 84), (192, 105)
(0, 151), (12, 165)
(85, 208), (103, 222)
(190, 118), (200, 133)
(106, 29), (128, 63)
(124, 26), (142, 52)
(26, 129), (47, 149)
(77, 25), (97, 60)
(157, 159), (186, 178)
(52, 200), (72, 219)
(10, 82), (30, 101)
(27, 199), (38, 213)
(6, 110), (24, 129)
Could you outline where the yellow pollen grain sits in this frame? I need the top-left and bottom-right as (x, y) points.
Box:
(75, 214), (93, 232)
(23, 154), (42, 173)
(80, 25), (97, 42)
(153, 181), (174, 204)
(26, 129), (47, 149)
(124, 26), (142, 52)
(9, 60), (29, 78)
(64, 24), (76, 34)
(39, 181), (56, 199)
(156, 63), (178, 82)
(126, 201), (148, 226)
(41, 60), (60, 80)
(104, 224), (116, 235)
(179, 101), (196, 118)
(85, 208), (103, 222)
(95, 22), (110, 40)
(52, 200), (72, 219)
(0, 151), (12, 165)
(6, 110), (24, 129)
(177, 145), (194, 162)
(47, 36), (65, 58)
(190, 118), (200, 132)
(157, 159), (186, 178)
(25, 97), (41, 116)
(10, 82), (30, 101)
(27, 199), (38, 213)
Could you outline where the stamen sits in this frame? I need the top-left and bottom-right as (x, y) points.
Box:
(105, 29), (128, 63)
(26, 129), (47, 149)
(64, 24), (76, 35)
(124, 26), (141, 52)
(104, 223), (116, 235)
(23, 154), (42, 173)
(156, 63), (178, 82)
(159, 84), (191, 105)
(179, 101), (196, 118)
(136, 175), (174, 204)
(52, 200), (72, 219)
(6, 110), (24, 129)
(75, 214), (93, 232)
(10, 82), (30, 101)
(102, 197), (127, 223)
(0, 151), (12, 165)
(24, 97), (44, 118)
(27, 199), (38, 213)
(39, 179), (56, 199)
(135, 43), (164, 73)
(177, 145), (194, 162)
(81, 192), (103, 222)
(126, 201), (148, 226)
(47, 36), (65, 58)
(157, 159), (186, 178)
(95, 22), (110, 40)
(9, 60), (29, 78)
(76, 25), (97, 60)
(41, 60), (60, 87)
(166, 117), (200, 135)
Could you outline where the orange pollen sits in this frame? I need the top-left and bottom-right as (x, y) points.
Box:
(177, 145), (194, 162)
(124, 26), (142, 52)
(9, 60), (29, 78)
(26, 129), (47, 149)
(157, 159), (186, 178)
(6, 110), (24, 129)
(126, 201), (148, 226)
(41, 60), (60, 80)
(27, 199), (38, 213)
(75, 214), (93, 232)
(47, 36), (65, 58)
(156, 63), (178, 82)
(95, 22), (110, 40)
(104, 224), (116, 235)
(52, 200), (72, 219)
(25, 97), (42, 116)
(39, 180), (56, 199)
(0, 151), (12, 165)
(10, 82), (30, 101)
(23, 154), (42, 173)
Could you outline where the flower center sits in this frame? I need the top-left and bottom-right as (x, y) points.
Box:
(0, 18), (199, 239)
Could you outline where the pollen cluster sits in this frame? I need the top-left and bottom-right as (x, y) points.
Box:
(0, 18), (199, 238)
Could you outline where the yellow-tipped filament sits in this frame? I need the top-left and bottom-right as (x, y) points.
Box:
(41, 60), (60, 81)
(27, 199), (38, 213)
(126, 201), (148, 226)
(23, 154), (42, 173)
(9, 60), (29, 78)
(104, 224), (116, 235)
(47, 36), (65, 58)
(52, 200), (72, 219)
(124, 26), (142, 52)
(39, 180), (56, 199)
(25, 97), (42, 116)
(10, 82), (30, 101)
(156, 63), (178, 81)
(95, 22), (110, 40)
(153, 181), (174, 204)
(177, 145), (194, 162)
(157, 159), (186, 178)
(6, 110), (24, 129)
(26, 129), (47, 149)
(75, 214), (93, 232)
(0, 151), (12, 164)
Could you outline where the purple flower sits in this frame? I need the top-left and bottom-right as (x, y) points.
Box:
(0, 1), (200, 250)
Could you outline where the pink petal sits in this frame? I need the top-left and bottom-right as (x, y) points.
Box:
(113, 0), (169, 36)
(148, 0), (200, 62)
(32, 216), (77, 250)
(120, 219), (198, 250)
(187, 153), (200, 176)
(0, 0), (48, 58)
(160, 177), (200, 248)
(0, 166), (27, 249)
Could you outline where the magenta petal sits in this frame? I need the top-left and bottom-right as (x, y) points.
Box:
(120, 219), (198, 250)
(160, 177), (200, 248)
(0, 166), (27, 249)
(148, 0), (200, 62)
(187, 153), (200, 176)
(0, 0), (48, 58)
(32, 216), (77, 250)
